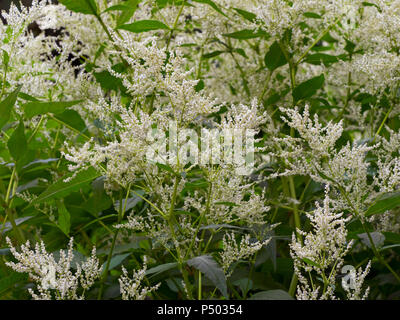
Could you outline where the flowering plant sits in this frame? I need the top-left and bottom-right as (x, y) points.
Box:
(0, 0), (399, 300)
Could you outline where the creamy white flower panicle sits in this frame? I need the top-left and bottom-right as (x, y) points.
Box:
(119, 257), (160, 300)
(279, 105), (343, 156)
(219, 232), (270, 276)
(271, 105), (400, 220)
(6, 238), (102, 300)
(343, 261), (371, 300)
(290, 186), (370, 300)
(183, 167), (269, 226)
(3, 0), (400, 301)
(0, 0), (101, 101)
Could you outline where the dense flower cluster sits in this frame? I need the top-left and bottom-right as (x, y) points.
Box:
(6, 237), (101, 300)
(290, 186), (370, 300)
(0, 0), (399, 301)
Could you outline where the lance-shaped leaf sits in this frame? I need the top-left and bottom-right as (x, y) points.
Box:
(30, 167), (100, 206)
(146, 262), (179, 277)
(101, 253), (131, 272)
(0, 272), (28, 296)
(23, 100), (82, 119)
(249, 290), (294, 300)
(0, 85), (22, 129)
(7, 121), (27, 163)
(292, 74), (325, 102)
(366, 192), (400, 216)
(223, 29), (267, 40)
(304, 53), (338, 66)
(187, 255), (228, 298)
(233, 8), (256, 22)
(264, 41), (287, 71)
(58, 0), (98, 15)
(54, 109), (87, 133)
(58, 202), (71, 236)
(192, 0), (227, 17)
(117, 20), (170, 33)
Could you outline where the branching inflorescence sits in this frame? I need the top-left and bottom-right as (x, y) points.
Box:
(0, 0), (399, 301)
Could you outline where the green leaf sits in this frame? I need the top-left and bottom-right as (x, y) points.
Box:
(0, 85), (22, 129)
(2, 50), (9, 70)
(7, 121), (27, 162)
(233, 48), (248, 59)
(233, 8), (256, 22)
(223, 29), (266, 40)
(264, 41), (287, 71)
(58, 0), (98, 15)
(249, 290), (294, 300)
(83, 176), (112, 216)
(292, 74), (325, 102)
(102, 253), (131, 272)
(104, 4), (130, 12)
(344, 39), (356, 55)
(202, 51), (225, 59)
(195, 79), (204, 92)
(117, 20), (170, 33)
(192, 0), (227, 17)
(366, 192), (400, 217)
(380, 244), (400, 251)
(58, 202), (71, 236)
(303, 12), (322, 19)
(23, 100), (82, 119)
(93, 70), (125, 92)
(18, 92), (40, 102)
(382, 232), (400, 244)
(302, 257), (320, 268)
(118, 4), (139, 26)
(304, 53), (338, 66)
(54, 109), (87, 133)
(187, 255), (228, 298)
(30, 167), (100, 206)
(156, 163), (179, 176)
(104, 0), (142, 26)
(362, 2), (381, 12)
(146, 262), (179, 277)
(0, 272), (28, 296)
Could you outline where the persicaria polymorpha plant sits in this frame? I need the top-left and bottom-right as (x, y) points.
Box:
(0, 0), (399, 300)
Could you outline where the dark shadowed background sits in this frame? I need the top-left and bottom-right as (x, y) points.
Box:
(0, 0), (33, 11)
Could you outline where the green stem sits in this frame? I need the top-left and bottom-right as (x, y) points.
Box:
(337, 71), (352, 119)
(295, 17), (341, 66)
(287, 175), (302, 298)
(279, 39), (304, 297)
(259, 71), (272, 101)
(373, 104), (393, 143)
(166, 0), (186, 49)
(288, 273), (299, 297)
(361, 222), (400, 283)
(198, 271), (202, 300)
(167, 176), (193, 299)
(186, 181), (212, 258)
(4, 167), (25, 244)
(229, 50), (250, 98)
(332, 180), (400, 283)
(97, 185), (131, 299)
(28, 115), (44, 143)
